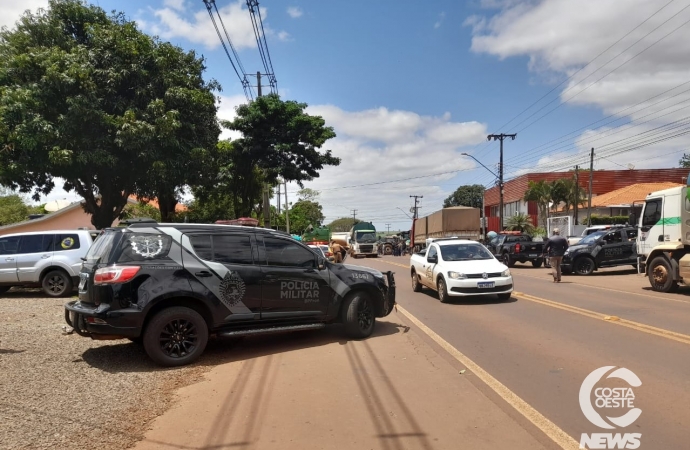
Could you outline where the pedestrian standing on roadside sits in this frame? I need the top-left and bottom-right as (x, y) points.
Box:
(331, 240), (343, 263)
(543, 228), (568, 283)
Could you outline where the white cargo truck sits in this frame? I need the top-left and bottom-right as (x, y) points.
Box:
(634, 184), (686, 292)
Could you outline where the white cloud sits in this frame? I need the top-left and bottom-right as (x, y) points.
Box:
(216, 94), (247, 141)
(287, 7), (303, 18)
(0, 0), (49, 30)
(434, 12), (446, 29)
(162, 0), (186, 12)
(277, 30), (291, 41)
(140, 0), (285, 50)
(469, 0), (690, 174)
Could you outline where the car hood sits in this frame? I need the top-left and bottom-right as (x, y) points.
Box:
(441, 259), (508, 274)
(567, 244), (592, 252)
(342, 264), (384, 278)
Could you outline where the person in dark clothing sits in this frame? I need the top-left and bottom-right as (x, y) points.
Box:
(543, 228), (569, 282)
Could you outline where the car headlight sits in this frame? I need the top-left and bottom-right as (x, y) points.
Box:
(448, 271), (467, 279)
(501, 269), (511, 277)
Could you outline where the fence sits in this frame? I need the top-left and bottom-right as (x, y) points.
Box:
(547, 215), (571, 237)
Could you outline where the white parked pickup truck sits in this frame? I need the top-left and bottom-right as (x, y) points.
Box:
(409, 238), (513, 303)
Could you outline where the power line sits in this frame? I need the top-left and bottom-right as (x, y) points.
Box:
(246, 0), (278, 94)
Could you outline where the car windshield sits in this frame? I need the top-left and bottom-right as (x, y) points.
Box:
(356, 232), (377, 243)
(440, 243), (494, 261)
(579, 231), (606, 245)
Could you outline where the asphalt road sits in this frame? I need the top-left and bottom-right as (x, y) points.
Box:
(353, 255), (690, 450)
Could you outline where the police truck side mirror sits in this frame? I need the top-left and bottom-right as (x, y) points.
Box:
(317, 258), (326, 270)
(628, 213), (636, 226)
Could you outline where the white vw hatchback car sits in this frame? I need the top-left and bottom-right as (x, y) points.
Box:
(410, 239), (513, 302)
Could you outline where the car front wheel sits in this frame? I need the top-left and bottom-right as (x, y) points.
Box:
(648, 256), (678, 293)
(574, 257), (595, 275)
(438, 277), (450, 303)
(344, 292), (375, 339)
(143, 307), (209, 367)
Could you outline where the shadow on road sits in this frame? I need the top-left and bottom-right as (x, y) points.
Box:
(81, 320), (408, 373)
(418, 289), (517, 305)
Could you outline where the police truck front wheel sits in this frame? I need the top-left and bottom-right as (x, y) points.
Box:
(648, 256), (678, 293)
(143, 307), (209, 367)
(343, 293), (375, 339)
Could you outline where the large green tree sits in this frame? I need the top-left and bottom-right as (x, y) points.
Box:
(443, 184), (485, 208)
(223, 93), (339, 217)
(288, 200), (325, 235)
(327, 217), (361, 232)
(0, 0), (220, 228)
(680, 153), (690, 168)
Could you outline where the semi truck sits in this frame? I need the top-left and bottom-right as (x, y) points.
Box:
(410, 206), (481, 253)
(349, 222), (379, 258)
(633, 182), (690, 292)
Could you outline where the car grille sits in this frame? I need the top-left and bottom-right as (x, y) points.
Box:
(466, 272), (503, 279)
(451, 283), (513, 294)
(360, 245), (374, 253)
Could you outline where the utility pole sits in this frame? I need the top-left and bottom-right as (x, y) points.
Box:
(487, 133), (517, 231)
(256, 71), (272, 229)
(574, 165), (579, 226)
(410, 195), (423, 220)
(351, 210), (358, 224)
(587, 148), (594, 226)
(385, 223), (391, 233)
(277, 181), (281, 215)
(284, 179), (290, 234)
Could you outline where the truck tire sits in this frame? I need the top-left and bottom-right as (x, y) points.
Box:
(143, 307), (209, 367)
(42, 269), (73, 297)
(574, 257), (595, 275)
(411, 270), (422, 292)
(531, 260), (543, 268)
(648, 256), (678, 293)
(343, 292), (375, 339)
(502, 253), (515, 268)
(437, 277), (450, 303)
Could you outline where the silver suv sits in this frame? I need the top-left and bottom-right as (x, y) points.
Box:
(0, 230), (95, 297)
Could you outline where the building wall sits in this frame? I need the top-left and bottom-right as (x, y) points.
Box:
(0, 207), (97, 236)
(484, 168), (689, 212)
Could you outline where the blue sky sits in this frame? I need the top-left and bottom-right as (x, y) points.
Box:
(3, 0), (689, 230)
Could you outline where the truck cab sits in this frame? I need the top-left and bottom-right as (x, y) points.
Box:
(634, 185), (687, 292)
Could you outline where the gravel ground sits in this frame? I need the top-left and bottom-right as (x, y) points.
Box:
(0, 289), (239, 450)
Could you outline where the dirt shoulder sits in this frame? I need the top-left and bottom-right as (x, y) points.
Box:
(131, 314), (550, 450)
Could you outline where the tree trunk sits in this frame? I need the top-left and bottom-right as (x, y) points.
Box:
(156, 189), (179, 222)
(73, 179), (129, 229)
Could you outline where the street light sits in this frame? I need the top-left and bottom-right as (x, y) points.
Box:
(460, 152), (496, 239)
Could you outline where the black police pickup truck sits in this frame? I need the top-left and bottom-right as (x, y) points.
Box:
(65, 221), (396, 367)
(487, 233), (545, 268)
(561, 226), (638, 275)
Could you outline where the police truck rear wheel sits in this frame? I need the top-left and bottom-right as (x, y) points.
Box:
(531, 260), (543, 268)
(344, 293), (375, 339)
(143, 307), (208, 367)
(648, 257), (678, 293)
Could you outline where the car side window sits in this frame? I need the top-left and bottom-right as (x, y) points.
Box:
(642, 198), (662, 227)
(263, 237), (316, 268)
(603, 231), (623, 244)
(213, 235), (253, 265)
(189, 235), (213, 260)
(625, 229), (638, 241)
(18, 235), (45, 254)
(427, 246), (437, 259)
(0, 236), (20, 255)
(55, 234), (80, 252)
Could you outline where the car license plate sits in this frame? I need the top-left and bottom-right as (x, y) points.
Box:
(529, 254), (538, 257)
(478, 282), (495, 289)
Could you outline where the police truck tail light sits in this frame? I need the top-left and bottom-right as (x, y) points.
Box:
(94, 266), (141, 285)
(515, 243), (521, 253)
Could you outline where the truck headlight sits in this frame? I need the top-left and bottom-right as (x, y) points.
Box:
(448, 271), (467, 279)
(501, 269), (511, 277)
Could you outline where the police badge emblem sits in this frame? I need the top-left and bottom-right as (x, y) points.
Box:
(130, 235), (164, 258)
(219, 272), (246, 308)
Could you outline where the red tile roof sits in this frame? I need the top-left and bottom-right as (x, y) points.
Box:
(589, 182), (683, 207)
(128, 196), (188, 212)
